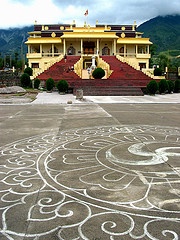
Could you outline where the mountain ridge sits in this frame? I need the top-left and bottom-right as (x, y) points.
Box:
(0, 15), (179, 57)
(137, 15), (180, 53)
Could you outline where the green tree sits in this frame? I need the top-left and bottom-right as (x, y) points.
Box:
(34, 78), (40, 89)
(56, 79), (69, 93)
(92, 67), (105, 79)
(147, 80), (158, 95)
(158, 79), (169, 94)
(24, 67), (33, 76)
(0, 57), (3, 69)
(46, 78), (55, 91)
(157, 53), (168, 71)
(21, 73), (31, 88)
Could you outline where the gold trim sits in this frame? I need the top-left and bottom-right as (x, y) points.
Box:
(51, 32), (56, 38)
(121, 33), (125, 38)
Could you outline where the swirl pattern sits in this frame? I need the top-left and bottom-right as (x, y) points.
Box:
(0, 125), (180, 239)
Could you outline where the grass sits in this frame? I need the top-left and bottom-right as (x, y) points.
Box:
(14, 92), (26, 96)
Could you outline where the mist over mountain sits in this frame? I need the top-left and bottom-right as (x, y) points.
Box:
(0, 15), (179, 58)
(0, 26), (33, 58)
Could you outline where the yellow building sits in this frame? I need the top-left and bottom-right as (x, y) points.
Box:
(26, 20), (152, 79)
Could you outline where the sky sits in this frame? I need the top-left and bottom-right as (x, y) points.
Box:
(1, 0), (180, 29)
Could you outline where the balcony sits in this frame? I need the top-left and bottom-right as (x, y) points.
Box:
(27, 53), (42, 59)
(136, 53), (151, 59)
(27, 53), (63, 58)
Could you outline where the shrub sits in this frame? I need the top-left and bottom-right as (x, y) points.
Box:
(158, 79), (169, 94)
(154, 68), (162, 76)
(92, 67), (105, 79)
(34, 78), (40, 89)
(56, 79), (69, 93)
(20, 73), (31, 88)
(167, 80), (175, 93)
(147, 80), (158, 95)
(46, 78), (55, 91)
(174, 79), (180, 93)
(24, 67), (33, 76)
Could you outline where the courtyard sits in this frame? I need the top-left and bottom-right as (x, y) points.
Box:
(0, 99), (180, 239)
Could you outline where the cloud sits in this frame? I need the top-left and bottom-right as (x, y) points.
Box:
(9, 0), (35, 5)
(0, 0), (180, 29)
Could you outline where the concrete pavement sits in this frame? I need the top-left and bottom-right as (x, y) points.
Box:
(32, 92), (180, 104)
(0, 98), (180, 239)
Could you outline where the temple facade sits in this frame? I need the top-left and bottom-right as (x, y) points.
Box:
(26, 20), (152, 79)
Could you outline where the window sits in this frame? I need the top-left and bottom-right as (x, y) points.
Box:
(32, 63), (39, 68)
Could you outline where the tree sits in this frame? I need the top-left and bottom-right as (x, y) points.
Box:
(46, 78), (55, 91)
(21, 73), (31, 88)
(92, 67), (105, 79)
(167, 80), (175, 93)
(56, 79), (69, 93)
(147, 80), (158, 95)
(0, 57), (3, 70)
(158, 79), (169, 94)
(157, 53), (168, 71)
(24, 67), (33, 76)
(34, 78), (40, 89)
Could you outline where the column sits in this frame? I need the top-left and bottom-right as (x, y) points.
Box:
(114, 39), (116, 56)
(124, 44), (126, 57)
(28, 45), (30, 54)
(97, 39), (99, 55)
(63, 39), (66, 55)
(81, 39), (83, 55)
(52, 43), (54, 57)
(40, 44), (42, 56)
(147, 45), (149, 54)
(136, 45), (138, 56)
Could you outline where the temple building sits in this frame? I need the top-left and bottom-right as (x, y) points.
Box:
(25, 20), (154, 95)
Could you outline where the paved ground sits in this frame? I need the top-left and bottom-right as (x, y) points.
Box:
(0, 95), (180, 239)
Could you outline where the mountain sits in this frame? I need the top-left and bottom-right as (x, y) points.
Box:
(137, 15), (180, 53)
(0, 15), (179, 58)
(0, 26), (33, 58)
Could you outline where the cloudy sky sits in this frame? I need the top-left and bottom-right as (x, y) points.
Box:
(1, 0), (180, 29)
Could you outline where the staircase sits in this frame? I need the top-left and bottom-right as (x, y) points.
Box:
(101, 56), (152, 81)
(38, 56), (81, 82)
(37, 56), (153, 96)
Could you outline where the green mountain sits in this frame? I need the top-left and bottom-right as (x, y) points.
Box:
(0, 26), (33, 58)
(137, 15), (180, 54)
(0, 15), (179, 58)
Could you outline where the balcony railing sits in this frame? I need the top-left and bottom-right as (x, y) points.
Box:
(118, 53), (150, 58)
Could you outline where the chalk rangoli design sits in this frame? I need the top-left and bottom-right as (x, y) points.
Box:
(0, 125), (180, 239)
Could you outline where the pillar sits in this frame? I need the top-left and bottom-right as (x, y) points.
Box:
(52, 43), (54, 57)
(28, 45), (30, 54)
(81, 39), (83, 55)
(63, 39), (66, 55)
(124, 44), (126, 57)
(40, 44), (42, 56)
(114, 39), (116, 56)
(136, 45), (138, 56)
(97, 39), (99, 55)
(147, 45), (150, 54)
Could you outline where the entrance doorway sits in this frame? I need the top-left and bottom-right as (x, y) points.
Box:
(102, 47), (110, 55)
(83, 42), (95, 54)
